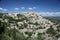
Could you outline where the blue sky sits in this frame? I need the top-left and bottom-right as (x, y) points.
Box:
(0, 0), (60, 16)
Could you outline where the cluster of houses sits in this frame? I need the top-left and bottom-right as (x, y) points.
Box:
(0, 12), (60, 40)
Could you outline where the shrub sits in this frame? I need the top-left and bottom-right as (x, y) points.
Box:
(46, 27), (57, 36)
(55, 34), (60, 38)
(37, 33), (44, 40)
(25, 32), (32, 36)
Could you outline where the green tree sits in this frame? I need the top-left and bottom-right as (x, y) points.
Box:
(37, 33), (44, 40)
(46, 27), (57, 36)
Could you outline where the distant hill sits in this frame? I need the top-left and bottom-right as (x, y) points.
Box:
(45, 16), (60, 24)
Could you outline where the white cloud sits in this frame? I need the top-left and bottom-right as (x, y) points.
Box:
(21, 7), (25, 9)
(0, 7), (3, 10)
(3, 9), (7, 11)
(15, 8), (19, 10)
(39, 12), (60, 16)
(28, 8), (33, 10)
(0, 8), (7, 11)
(28, 7), (36, 10)
(33, 7), (36, 9)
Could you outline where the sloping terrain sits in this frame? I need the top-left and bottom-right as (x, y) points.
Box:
(0, 12), (60, 40)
